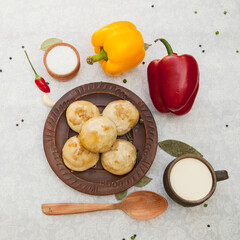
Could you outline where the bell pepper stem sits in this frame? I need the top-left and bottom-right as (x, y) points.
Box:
(154, 38), (174, 55)
(86, 47), (108, 65)
(24, 50), (40, 79)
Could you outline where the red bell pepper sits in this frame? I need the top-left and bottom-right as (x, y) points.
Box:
(147, 39), (199, 115)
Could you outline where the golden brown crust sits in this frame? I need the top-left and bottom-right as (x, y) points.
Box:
(79, 116), (117, 153)
(66, 100), (100, 133)
(102, 100), (139, 136)
(101, 139), (137, 175)
(62, 135), (99, 171)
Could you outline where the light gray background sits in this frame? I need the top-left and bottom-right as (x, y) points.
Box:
(0, 0), (239, 239)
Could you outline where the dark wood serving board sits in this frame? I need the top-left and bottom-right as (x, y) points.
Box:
(43, 82), (158, 195)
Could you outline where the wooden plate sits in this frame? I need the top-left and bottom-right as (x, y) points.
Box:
(43, 82), (158, 195)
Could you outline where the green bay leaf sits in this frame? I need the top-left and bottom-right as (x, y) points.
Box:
(115, 190), (128, 201)
(135, 176), (152, 187)
(144, 43), (152, 51)
(40, 38), (63, 51)
(159, 140), (203, 157)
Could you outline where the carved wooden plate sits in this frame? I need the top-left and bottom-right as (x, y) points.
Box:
(43, 82), (158, 195)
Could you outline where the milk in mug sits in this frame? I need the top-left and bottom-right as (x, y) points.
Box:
(170, 158), (213, 201)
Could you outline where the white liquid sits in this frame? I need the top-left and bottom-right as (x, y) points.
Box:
(170, 158), (213, 201)
(46, 46), (78, 75)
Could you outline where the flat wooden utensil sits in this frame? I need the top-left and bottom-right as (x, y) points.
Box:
(42, 191), (168, 220)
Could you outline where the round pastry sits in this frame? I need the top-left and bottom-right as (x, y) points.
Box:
(102, 100), (139, 136)
(66, 100), (100, 133)
(101, 139), (137, 175)
(79, 116), (117, 153)
(62, 135), (99, 171)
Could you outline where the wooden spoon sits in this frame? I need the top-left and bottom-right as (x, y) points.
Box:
(42, 191), (168, 220)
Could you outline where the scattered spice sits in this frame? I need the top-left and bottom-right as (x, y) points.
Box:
(151, 5), (154, 8)
(16, 124), (19, 127)
(9, 57), (12, 60)
(204, 203), (208, 207)
(21, 119), (24, 122)
(0, 69), (2, 72)
(202, 50), (205, 53)
(215, 31), (219, 35)
(123, 79), (127, 83)
(131, 235), (137, 240)
(224, 11), (227, 15)
(194, 11), (197, 14)
(22, 46), (25, 49)
(199, 45), (202, 47)
(142, 61), (145, 65)
(236, 50), (239, 53)
(207, 224), (210, 228)
(226, 124), (228, 127)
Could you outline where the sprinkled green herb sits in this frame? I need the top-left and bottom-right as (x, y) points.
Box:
(204, 203), (208, 207)
(194, 11), (197, 14)
(131, 235), (137, 240)
(215, 31), (219, 35)
(224, 11), (227, 15)
(236, 50), (239, 53)
(46, 82), (49, 85)
(123, 79), (127, 83)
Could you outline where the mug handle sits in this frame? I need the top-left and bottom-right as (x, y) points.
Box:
(215, 170), (229, 182)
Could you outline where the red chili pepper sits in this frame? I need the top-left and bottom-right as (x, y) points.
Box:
(24, 50), (50, 93)
(147, 39), (199, 115)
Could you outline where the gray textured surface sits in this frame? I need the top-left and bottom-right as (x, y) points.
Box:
(0, 0), (240, 239)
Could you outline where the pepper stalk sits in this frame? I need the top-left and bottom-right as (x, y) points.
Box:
(86, 47), (108, 65)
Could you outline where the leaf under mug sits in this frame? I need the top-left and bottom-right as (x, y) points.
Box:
(40, 38), (63, 51)
(159, 139), (203, 157)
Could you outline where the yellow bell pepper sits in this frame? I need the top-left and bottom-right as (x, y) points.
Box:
(86, 21), (145, 76)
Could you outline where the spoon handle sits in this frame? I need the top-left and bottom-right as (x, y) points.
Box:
(42, 203), (117, 215)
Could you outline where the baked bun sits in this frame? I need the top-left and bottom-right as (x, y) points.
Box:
(79, 116), (117, 153)
(101, 139), (137, 175)
(102, 100), (139, 136)
(66, 100), (100, 133)
(62, 135), (99, 171)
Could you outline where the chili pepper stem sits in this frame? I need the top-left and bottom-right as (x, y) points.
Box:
(86, 47), (108, 65)
(24, 50), (41, 79)
(154, 38), (174, 55)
